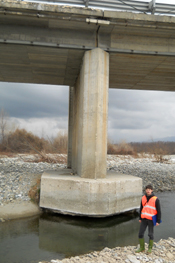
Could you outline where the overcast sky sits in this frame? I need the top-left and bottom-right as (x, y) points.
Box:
(1, 82), (175, 143)
(1, 0), (175, 143)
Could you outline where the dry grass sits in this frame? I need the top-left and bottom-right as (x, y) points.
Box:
(107, 140), (136, 155)
(0, 128), (174, 165)
(28, 178), (41, 204)
(26, 153), (67, 164)
(0, 128), (68, 155)
(153, 153), (170, 163)
(0, 152), (16, 158)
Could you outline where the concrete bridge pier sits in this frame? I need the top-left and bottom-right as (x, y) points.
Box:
(40, 48), (142, 217)
(68, 48), (108, 179)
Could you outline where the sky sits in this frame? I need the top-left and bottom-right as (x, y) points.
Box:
(1, 0), (175, 143)
(1, 82), (175, 143)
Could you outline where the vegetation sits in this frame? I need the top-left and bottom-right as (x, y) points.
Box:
(1, 108), (175, 160)
(1, 108), (174, 203)
(1, 126), (175, 157)
(28, 178), (41, 204)
(107, 140), (135, 155)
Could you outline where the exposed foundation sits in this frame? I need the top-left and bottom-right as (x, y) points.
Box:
(40, 48), (142, 216)
(40, 169), (142, 217)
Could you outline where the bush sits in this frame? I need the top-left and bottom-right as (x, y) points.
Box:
(51, 131), (68, 153)
(107, 140), (135, 155)
(1, 128), (47, 153)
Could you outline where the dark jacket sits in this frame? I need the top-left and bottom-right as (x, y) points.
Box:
(139, 193), (161, 223)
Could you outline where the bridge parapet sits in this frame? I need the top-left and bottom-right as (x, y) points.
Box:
(19, 0), (175, 16)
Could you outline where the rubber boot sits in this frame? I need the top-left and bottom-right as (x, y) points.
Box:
(147, 239), (153, 254)
(135, 238), (145, 253)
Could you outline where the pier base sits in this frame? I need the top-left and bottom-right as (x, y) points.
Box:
(39, 169), (142, 217)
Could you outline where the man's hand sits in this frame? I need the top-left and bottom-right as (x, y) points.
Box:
(139, 220), (141, 223)
(156, 223), (159, 226)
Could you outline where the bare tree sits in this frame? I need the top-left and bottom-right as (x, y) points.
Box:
(0, 108), (8, 143)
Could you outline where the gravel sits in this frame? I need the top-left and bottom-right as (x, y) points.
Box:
(0, 154), (66, 205)
(1, 153), (175, 263)
(107, 154), (175, 192)
(0, 153), (175, 206)
(39, 237), (175, 263)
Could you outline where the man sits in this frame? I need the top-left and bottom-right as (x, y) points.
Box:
(135, 184), (161, 254)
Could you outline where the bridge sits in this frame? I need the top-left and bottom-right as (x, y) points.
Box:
(1, 0), (175, 91)
(1, 0), (175, 216)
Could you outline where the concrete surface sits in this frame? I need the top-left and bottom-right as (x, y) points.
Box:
(39, 169), (142, 217)
(70, 48), (109, 179)
(0, 201), (41, 220)
(1, 1), (175, 91)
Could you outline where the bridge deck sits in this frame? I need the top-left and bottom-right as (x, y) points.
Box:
(1, 1), (175, 91)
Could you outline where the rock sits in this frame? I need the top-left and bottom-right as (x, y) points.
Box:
(127, 255), (140, 263)
(1, 153), (175, 206)
(166, 252), (174, 259)
(39, 238), (175, 263)
(0, 154), (66, 205)
(1, 154), (175, 263)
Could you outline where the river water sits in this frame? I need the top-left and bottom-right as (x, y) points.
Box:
(0, 191), (174, 263)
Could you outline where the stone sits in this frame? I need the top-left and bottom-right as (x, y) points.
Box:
(127, 255), (140, 263)
(166, 252), (174, 259)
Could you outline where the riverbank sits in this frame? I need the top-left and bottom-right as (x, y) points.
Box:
(1, 154), (175, 263)
(39, 237), (175, 263)
(0, 200), (41, 221)
(1, 153), (175, 220)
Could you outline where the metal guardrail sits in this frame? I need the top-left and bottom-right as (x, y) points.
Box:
(23, 0), (175, 16)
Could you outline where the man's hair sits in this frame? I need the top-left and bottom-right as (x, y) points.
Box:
(145, 184), (153, 190)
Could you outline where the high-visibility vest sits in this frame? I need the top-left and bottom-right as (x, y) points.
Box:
(141, 195), (157, 220)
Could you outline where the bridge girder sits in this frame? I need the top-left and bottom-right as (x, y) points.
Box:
(1, 1), (175, 91)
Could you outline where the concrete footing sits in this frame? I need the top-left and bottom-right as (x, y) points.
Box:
(39, 169), (142, 217)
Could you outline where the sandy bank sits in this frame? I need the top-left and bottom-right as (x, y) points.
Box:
(0, 200), (41, 220)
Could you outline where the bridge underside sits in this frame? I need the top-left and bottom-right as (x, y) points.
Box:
(1, 44), (175, 91)
(1, 1), (175, 91)
(1, 1), (175, 216)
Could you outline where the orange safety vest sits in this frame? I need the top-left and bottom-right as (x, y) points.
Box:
(141, 195), (157, 220)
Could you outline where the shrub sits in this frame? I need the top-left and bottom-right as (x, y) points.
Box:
(107, 140), (135, 155)
(3, 128), (46, 153)
(51, 131), (68, 153)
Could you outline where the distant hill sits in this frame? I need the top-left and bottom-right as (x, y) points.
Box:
(146, 136), (175, 142)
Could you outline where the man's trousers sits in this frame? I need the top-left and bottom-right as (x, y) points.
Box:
(138, 218), (154, 240)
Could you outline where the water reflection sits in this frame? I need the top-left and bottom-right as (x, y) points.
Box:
(39, 213), (139, 257)
(0, 191), (175, 263)
(0, 212), (139, 263)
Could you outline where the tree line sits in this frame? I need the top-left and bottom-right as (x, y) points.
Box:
(1, 109), (175, 155)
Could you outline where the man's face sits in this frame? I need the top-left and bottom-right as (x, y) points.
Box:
(146, 188), (153, 196)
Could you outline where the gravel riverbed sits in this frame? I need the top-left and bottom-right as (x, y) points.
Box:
(40, 237), (175, 263)
(0, 154), (67, 206)
(1, 154), (175, 263)
(0, 153), (175, 205)
(108, 154), (175, 192)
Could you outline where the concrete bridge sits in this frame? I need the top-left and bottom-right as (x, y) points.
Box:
(1, 0), (175, 216)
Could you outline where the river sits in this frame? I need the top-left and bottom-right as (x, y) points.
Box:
(0, 191), (174, 263)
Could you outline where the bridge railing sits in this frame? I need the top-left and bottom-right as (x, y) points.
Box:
(23, 0), (175, 16)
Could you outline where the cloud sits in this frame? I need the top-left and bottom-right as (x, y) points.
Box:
(0, 83), (69, 119)
(1, 82), (175, 142)
(11, 117), (68, 138)
(108, 89), (175, 142)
